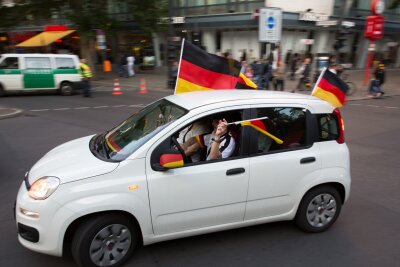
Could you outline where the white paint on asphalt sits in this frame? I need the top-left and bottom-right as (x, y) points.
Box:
(383, 106), (399, 109)
(366, 105), (379, 108)
(28, 104), (145, 112)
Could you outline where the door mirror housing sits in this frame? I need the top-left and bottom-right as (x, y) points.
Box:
(159, 150), (184, 169)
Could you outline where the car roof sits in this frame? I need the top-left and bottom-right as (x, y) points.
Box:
(1, 53), (77, 58)
(165, 90), (332, 111)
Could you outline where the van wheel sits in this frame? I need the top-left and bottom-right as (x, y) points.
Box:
(60, 82), (73, 96)
(71, 214), (138, 267)
(0, 84), (4, 97)
(295, 186), (341, 233)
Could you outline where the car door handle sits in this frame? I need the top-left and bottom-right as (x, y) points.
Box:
(226, 168), (245, 176)
(300, 157), (316, 164)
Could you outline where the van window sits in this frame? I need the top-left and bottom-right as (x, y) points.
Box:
(253, 107), (307, 154)
(55, 58), (75, 69)
(317, 114), (339, 141)
(25, 57), (51, 69)
(0, 57), (19, 69)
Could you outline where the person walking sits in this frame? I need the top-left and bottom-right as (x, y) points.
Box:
(294, 57), (311, 92)
(273, 61), (285, 91)
(119, 54), (128, 78)
(79, 58), (92, 97)
(127, 54), (135, 77)
(374, 63), (385, 91)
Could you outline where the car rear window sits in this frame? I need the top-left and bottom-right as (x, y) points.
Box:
(317, 114), (339, 141)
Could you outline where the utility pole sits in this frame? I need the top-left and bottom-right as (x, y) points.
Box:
(167, 0), (174, 88)
(333, 0), (354, 60)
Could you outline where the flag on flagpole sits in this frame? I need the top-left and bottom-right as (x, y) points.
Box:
(238, 119), (283, 144)
(311, 68), (349, 108)
(175, 40), (257, 94)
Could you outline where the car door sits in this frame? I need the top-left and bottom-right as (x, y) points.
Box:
(146, 108), (251, 236)
(23, 57), (55, 89)
(245, 105), (321, 220)
(0, 56), (23, 90)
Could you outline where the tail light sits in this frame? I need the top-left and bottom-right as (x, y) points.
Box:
(333, 108), (345, 144)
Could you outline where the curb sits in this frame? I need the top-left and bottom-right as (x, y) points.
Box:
(0, 108), (24, 120)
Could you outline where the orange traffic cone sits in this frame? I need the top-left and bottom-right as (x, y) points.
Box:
(139, 78), (148, 94)
(112, 79), (123, 95)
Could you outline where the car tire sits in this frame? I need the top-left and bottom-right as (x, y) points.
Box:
(295, 186), (342, 233)
(71, 214), (138, 267)
(0, 84), (4, 97)
(60, 82), (74, 96)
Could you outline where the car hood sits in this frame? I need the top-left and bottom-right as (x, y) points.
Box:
(28, 135), (119, 184)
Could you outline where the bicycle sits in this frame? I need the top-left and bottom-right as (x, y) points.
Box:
(340, 73), (357, 96)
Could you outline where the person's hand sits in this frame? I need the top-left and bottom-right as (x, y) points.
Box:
(215, 119), (228, 138)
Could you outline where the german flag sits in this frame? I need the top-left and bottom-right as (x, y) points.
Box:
(240, 119), (283, 144)
(312, 69), (349, 108)
(160, 151), (184, 168)
(175, 40), (257, 94)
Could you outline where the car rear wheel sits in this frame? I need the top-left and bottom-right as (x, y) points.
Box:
(295, 186), (341, 233)
(60, 82), (74, 96)
(0, 84), (4, 97)
(71, 214), (138, 267)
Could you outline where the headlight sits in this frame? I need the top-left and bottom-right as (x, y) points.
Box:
(28, 176), (60, 200)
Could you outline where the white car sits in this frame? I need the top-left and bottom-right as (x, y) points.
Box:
(15, 90), (351, 267)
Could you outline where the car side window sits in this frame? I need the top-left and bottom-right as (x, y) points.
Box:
(55, 58), (75, 69)
(253, 107), (307, 154)
(25, 57), (51, 69)
(151, 109), (245, 169)
(317, 114), (339, 141)
(0, 57), (19, 69)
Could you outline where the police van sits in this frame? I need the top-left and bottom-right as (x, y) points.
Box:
(0, 54), (81, 96)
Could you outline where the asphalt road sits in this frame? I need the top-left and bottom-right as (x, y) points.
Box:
(0, 91), (399, 267)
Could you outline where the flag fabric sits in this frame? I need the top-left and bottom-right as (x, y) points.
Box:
(175, 40), (257, 94)
(312, 69), (349, 108)
(160, 151), (184, 168)
(239, 119), (283, 144)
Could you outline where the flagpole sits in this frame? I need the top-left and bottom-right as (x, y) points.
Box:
(227, 116), (270, 125)
(174, 38), (185, 95)
(311, 67), (327, 96)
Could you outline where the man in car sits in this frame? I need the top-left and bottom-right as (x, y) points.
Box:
(181, 117), (236, 161)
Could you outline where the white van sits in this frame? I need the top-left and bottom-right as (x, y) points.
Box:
(0, 53), (81, 96)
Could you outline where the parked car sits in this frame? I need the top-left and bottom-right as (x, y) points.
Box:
(0, 53), (81, 96)
(15, 90), (351, 267)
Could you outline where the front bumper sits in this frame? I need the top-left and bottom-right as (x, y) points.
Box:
(15, 182), (76, 257)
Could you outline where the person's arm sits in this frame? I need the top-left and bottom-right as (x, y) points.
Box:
(208, 119), (228, 160)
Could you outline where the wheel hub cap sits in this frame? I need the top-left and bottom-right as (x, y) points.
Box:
(306, 193), (337, 228)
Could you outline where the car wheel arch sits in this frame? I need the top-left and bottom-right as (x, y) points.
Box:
(62, 210), (143, 256)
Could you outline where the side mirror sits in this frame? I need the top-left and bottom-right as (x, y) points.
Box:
(159, 151), (184, 169)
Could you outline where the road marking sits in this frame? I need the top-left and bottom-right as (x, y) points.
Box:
(28, 104), (145, 112)
(383, 106), (399, 109)
(349, 104), (362, 106)
(366, 105), (379, 108)
(93, 106), (109, 109)
(29, 109), (50, 112)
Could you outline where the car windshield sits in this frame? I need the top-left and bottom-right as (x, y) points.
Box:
(100, 99), (187, 161)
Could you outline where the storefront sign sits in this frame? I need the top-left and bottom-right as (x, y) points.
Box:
(172, 17), (185, 24)
(300, 39), (314, 45)
(364, 15), (384, 40)
(299, 12), (329, 22)
(259, 8), (282, 43)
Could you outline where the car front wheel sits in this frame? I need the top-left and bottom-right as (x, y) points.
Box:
(71, 214), (138, 267)
(60, 82), (74, 96)
(295, 186), (342, 233)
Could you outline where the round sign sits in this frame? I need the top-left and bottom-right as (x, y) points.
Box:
(371, 0), (385, 15)
(267, 16), (275, 29)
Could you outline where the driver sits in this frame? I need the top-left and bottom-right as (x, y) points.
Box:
(181, 117), (235, 161)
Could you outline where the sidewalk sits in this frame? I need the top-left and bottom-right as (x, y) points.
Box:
(1, 68), (399, 120)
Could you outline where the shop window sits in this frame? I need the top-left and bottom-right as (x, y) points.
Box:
(55, 58), (75, 69)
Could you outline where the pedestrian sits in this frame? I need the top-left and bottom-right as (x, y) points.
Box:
(251, 59), (264, 89)
(119, 54), (128, 78)
(289, 53), (298, 80)
(374, 63), (385, 90)
(273, 61), (285, 91)
(294, 57), (311, 92)
(170, 61), (179, 88)
(127, 54), (135, 77)
(263, 58), (272, 90)
(244, 65), (254, 81)
(79, 58), (92, 97)
(368, 72), (384, 98)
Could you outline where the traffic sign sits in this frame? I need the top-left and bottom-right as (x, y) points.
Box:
(259, 8), (282, 43)
(364, 15), (384, 40)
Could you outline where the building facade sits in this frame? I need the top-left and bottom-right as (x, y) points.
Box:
(169, 0), (400, 68)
